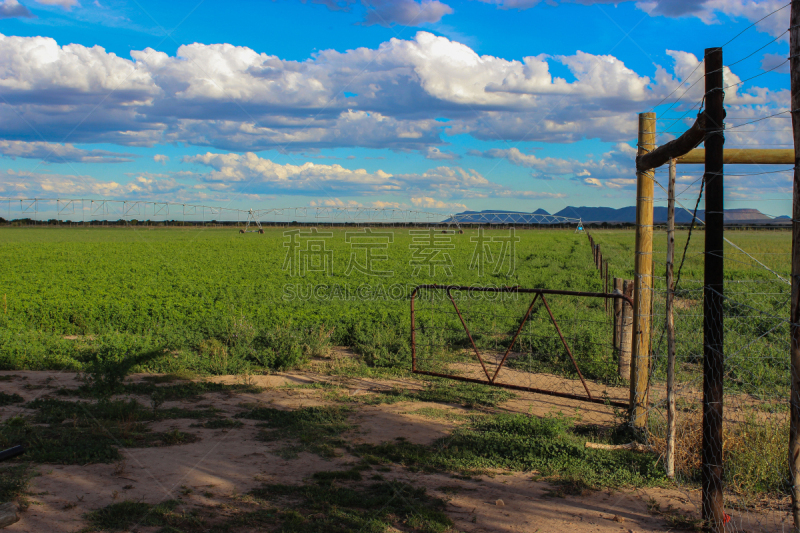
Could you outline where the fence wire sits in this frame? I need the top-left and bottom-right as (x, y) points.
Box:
(643, 274), (793, 532)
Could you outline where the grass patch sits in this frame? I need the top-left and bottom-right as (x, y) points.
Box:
(251, 480), (453, 533)
(84, 499), (191, 531)
(359, 412), (667, 489)
(0, 463), (33, 503)
(140, 372), (198, 383)
(328, 380), (514, 408)
(59, 380), (263, 401)
(648, 409), (790, 497)
(236, 405), (352, 458)
(190, 418), (244, 429)
(25, 398), (219, 424)
(280, 381), (340, 390)
(0, 391), (23, 406)
(404, 407), (481, 422)
(311, 464), (369, 483)
(0, 414), (199, 464)
(0, 397), (205, 464)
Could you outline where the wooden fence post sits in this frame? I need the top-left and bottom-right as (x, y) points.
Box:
(666, 158), (677, 479)
(790, 3), (800, 528)
(702, 46), (725, 532)
(631, 111), (656, 427)
(620, 280), (634, 381)
(613, 277), (623, 352)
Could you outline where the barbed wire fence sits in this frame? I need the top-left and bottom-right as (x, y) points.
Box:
(588, 5), (796, 530)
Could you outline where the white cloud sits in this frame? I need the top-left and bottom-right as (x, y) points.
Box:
(0, 30), (786, 152)
(363, 0), (453, 26)
(480, 0), (789, 41)
(34, 0), (79, 9)
(424, 146), (459, 160)
(0, 0), (33, 18)
(411, 196), (467, 210)
(183, 151), (496, 197)
(153, 154), (169, 164)
(0, 140), (136, 163)
(478, 143), (636, 183)
(368, 200), (406, 208)
(584, 177), (602, 187)
(0, 168), (182, 198)
(309, 198), (363, 207)
(302, 0), (452, 25)
(182, 151), (555, 204)
(637, 0), (789, 39)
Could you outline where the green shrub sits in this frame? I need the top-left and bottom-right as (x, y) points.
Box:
(252, 323), (308, 371)
(352, 323), (410, 368)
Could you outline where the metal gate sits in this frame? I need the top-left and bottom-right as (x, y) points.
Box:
(410, 285), (633, 408)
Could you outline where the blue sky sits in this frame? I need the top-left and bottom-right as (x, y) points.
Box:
(0, 0), (792, 217)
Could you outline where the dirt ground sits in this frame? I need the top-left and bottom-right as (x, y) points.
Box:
(0, 367), (791, 533)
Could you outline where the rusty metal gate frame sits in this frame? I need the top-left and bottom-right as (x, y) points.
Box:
(410, 284), (633, 409)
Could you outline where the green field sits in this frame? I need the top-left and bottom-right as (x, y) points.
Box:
(0, 226), (791, 393)
(0, 227), (609, 377)
(0, 225), (795, 501)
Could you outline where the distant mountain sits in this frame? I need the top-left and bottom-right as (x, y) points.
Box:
(446, 207), (787, 225)
(554, 206), (785, 224)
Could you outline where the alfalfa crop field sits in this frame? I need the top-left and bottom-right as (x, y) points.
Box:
(0, 226), (792, 533)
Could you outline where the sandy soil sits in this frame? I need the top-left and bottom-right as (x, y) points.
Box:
(0, 369), (791, 532)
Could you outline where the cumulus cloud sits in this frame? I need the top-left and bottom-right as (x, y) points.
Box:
(302, 0), (452, 25)
(181, 151), (555, 204)
(0, 0), (33, 18)
(424, 146), (459, 160)
(411, 196), (467, 210)
(479, 1), (789, 41)
(309, 198), (363, 207)
(153, 154), (169, 164)
(183, 151), (495, 197)
(0, 30), (785, 153)
(363, 0), (453, 26)
(477, 143), (639, 189)
(0, 140), (136, 163)
(636, 0), (789, 39)
(0, 168), (182, 198)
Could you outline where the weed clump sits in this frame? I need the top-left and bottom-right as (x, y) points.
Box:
(351, 323), (410, 368)
(0, 391), (23, 406)
(85, 499), (185, 531)
(251, 480), (452, 533)
(236, 405), (351, 458)
(0, 398), (205, 465)
(360, 412), (667, 489)
(648, 408), (790, 496)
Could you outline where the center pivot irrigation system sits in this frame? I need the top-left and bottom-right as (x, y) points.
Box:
(0, 198), (583, 229)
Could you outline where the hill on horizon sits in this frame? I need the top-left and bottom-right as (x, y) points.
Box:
(448, 207), (786, 225)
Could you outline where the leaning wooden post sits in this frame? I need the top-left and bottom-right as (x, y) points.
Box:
(790, 2), (800, 529)
(631, 112), (656, 428)
(620, 280), (634, 381)
(702, 46), (725, 532)
(613, 278), (623, 350)
(604, 261), (609, 313)
(666, 158), (677, 479)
